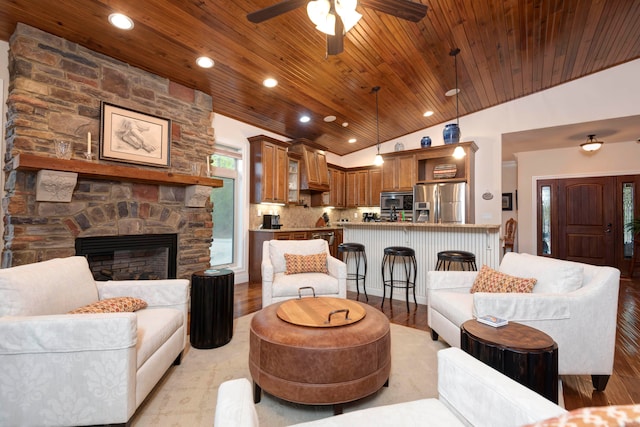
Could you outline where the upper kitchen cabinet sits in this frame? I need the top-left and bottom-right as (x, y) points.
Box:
(416, 141), (478, 184)
(288, 140), (330, 192)
(248, 135), (288, 204)
(381, 153), (416, 191)
(328, 165), (346, 208)
(346, 167), (381, 207)
(287, 153), (301, 204)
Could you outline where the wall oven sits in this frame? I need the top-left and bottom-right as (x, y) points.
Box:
(380, 191), (413, 221)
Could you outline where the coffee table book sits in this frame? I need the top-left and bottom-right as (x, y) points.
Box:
(476, 315), (508, 327)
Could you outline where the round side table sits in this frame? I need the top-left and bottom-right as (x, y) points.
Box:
(460, 320), (558, 403)
(190, 269), (234, 349)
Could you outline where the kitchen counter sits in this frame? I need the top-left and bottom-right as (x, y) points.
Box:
(251, 226), (343, 232)
(341, 222), (501, 306)
(340, 222), (500, 229)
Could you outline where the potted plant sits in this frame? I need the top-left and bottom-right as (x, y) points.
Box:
(625, 217), (640, 237)
(625, 217), (640, 277)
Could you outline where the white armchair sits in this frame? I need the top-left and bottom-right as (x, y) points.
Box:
(0, 256), (189, 426)
(427, 252), (620, 391)
(261, 239), (347, 307)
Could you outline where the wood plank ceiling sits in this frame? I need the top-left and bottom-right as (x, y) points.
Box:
(0, 0), (638, 156)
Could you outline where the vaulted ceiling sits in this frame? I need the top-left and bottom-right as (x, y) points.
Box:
(1, 0), (639, 156)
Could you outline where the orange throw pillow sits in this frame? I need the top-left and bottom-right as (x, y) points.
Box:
(284, 253), (329, 275)
(68, 297), (148, 314)
(470, 265), (536, 293)
(523, 404), (640, 426)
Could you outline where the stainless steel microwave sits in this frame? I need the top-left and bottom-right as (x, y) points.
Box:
(380, 191), (413, 219)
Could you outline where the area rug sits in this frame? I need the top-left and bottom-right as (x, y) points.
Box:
(131, 313), (448, 426)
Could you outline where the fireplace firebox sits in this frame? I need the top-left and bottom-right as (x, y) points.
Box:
(75, 234), (178, 280)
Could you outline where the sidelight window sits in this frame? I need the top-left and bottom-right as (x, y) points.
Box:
(540, 185), (552, 255)
(623, 183), (634, 258)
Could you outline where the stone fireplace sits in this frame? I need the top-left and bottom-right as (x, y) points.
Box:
(2, 24), (219, 279)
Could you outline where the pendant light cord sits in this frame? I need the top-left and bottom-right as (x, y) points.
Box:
(372, 85), (381, 154)
(450, 48), (460, 126)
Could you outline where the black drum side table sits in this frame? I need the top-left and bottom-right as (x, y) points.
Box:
(190, 269), (234, 349)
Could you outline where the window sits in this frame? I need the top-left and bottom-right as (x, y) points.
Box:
(540, 185), (551, 255)
(623, 182), (634, 258)
(209, 146), (241, 267)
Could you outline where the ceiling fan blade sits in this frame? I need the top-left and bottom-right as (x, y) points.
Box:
(327, 15), (344, 55)
(247, 0), (309, 23)
(359, 0), (428, 22)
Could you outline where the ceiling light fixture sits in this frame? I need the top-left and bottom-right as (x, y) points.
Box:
(307, 0), (362, 36)
(581, 134), (603, 152)
(108, 13), (134, 30)
(263, 78), (278, 87)
(196, 56), (214, 68)
(423, 110), (434, 117)
(371, 86), (384, 166)
(300, 115), (311, 123)
(348, 138), (356, 143)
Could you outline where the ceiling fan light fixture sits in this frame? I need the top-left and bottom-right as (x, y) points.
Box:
(581, 134), (603, 152)
(316, 13), (336, 35)
(335, 0), (362, 32)
(307, 0), (331, 26)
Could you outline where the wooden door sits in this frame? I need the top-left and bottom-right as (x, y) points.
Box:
(346, 171), (357, 207)
(369, 168), (382, 207)
(356, 170), (369, 206)
(538, 177), (616, 265)
(396, 155), (416, 190)
(381, 158), (396, 191)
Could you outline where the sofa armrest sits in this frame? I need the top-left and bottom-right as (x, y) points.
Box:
(214, 378), (259, 427)
(0, 313), (137, 353)
(427, 271), (478, 291)
(327, 255), (346, 280)
(438, 348), (566, 427)
(473, 292), (571, 321)
(97, 279), (189, 308)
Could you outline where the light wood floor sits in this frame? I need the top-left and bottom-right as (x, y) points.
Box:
(233, 277), (640, 411)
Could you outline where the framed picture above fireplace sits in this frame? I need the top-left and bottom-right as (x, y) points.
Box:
(100, 102), (171, 167)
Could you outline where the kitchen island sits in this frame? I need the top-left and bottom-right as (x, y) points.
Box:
(340, 222), (501, 305)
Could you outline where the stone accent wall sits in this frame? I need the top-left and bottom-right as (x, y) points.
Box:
(2, 24), (214, 278)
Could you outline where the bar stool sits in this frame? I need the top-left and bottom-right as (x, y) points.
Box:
(381, 246), (417, 311)
(338, 243), (368, 301)
(435, 251), (477, 271)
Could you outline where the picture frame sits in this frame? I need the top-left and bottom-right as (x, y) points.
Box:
(100, 102), (171, 167)
(502, 193), (513, 211)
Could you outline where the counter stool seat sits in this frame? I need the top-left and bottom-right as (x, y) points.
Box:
(338, 243), (368, 301)
(436, 250), (477, 271)
(381, 246), (417, 311)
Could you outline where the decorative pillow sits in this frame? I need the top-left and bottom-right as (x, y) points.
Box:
(68, 297), (148, 314)
(523, 404), (640, 426)
(284, 253), (328, 275)
(470, 265), (537, 293)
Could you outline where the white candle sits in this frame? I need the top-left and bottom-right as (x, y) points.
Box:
(206, 156), (210, 176)
(87, 132), (91, 155)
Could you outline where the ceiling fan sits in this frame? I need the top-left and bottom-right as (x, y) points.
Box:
(247, 0), (428, 55)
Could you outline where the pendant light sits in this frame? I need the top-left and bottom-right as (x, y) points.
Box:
(580, 134), (603, 152)
(372, 86), (384, 166)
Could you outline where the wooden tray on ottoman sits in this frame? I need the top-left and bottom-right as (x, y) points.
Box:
(276, 297), (366, 327)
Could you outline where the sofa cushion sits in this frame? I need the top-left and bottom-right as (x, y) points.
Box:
(272, 272), (340, 298)
(284, 253), (328, 275)
(430, 290), (474, 328)
(269, 239), (327, 274)
(68, 297), (148, 314)
(499, 253), (584, 294)
(0, 256), (99, 317)
(135, 307), (184, 369)
(470, 265), (536, 294)
(523, 404), (640, 426)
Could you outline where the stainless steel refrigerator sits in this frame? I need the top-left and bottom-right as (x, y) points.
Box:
(413, 182), (467, 224)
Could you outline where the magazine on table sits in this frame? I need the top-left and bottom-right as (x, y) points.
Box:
(477, 315), (508, 327)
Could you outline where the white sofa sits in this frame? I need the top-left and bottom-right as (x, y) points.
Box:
(0, 256), (189, 426)
(261, 239), (347, 307)
(427, 252), (620, 390)
(214, 347), (568, 427)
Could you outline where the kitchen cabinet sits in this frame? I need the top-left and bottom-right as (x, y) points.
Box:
(416, 141), (477, 184)
(287, 155), (300, 204)
(382, 153), (416, 191)
(346, 168), (379, 207)
(288, 141), (330, 192)
(248, 135), (288, 204)
(328, 166), (346, 208)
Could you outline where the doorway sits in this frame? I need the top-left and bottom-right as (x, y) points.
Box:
(537, 174), (640, 273)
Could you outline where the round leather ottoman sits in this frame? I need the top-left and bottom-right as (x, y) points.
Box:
(249, 300), (391, 412)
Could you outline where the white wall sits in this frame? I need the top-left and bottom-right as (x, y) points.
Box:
(501, 161), (518, 251)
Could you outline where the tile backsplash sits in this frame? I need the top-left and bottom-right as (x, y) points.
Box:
(249, 203), (380, 229)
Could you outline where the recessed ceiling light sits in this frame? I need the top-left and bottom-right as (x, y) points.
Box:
(108, 13), (134, 30)
(445, 88), (460, 97)
(423, 110), (434, 117)
(324, 115), (336, 122)
(196, 56), (214, 68)
(348, 138), (356, 143)
(263, 78), (278, 88)
(300, 115), (311, 123)
(342, 122), (349, 127)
